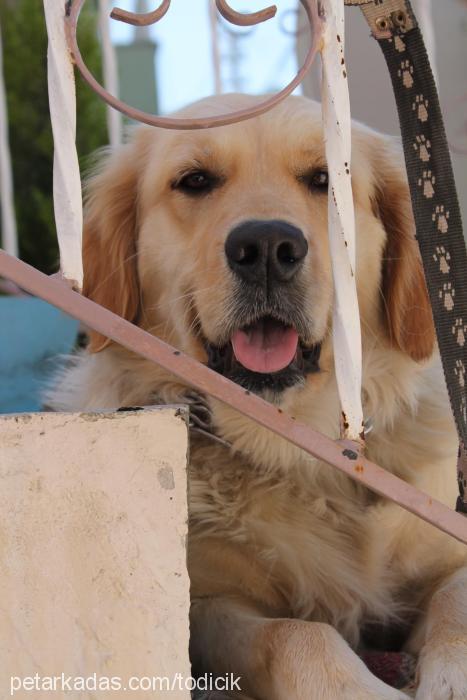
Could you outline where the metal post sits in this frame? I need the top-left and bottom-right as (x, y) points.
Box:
(0, 22), (18, 258)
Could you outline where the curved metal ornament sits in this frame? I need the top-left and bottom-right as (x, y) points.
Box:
(110, 0), (171, 26)
(64, 0), (324, 130)
(215, 0), (277, 26)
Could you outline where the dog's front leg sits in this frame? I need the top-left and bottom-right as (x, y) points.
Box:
(190, 598), (410, 700)
(413, 566), (467, 700)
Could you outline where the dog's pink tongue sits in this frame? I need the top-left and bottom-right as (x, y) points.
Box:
(231, 320), (298, 373)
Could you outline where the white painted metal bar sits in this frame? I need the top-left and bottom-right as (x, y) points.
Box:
(320, 0), (364, 443)
(209, 0), (223, 95)
(43, 0), (83, 290)
(0, 22), (18, 258)
(98, 0), (123, 147)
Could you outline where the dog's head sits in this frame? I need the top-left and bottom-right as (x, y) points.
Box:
(82, 94), (434, 402)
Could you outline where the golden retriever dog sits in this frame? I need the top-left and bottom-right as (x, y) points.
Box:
(50, 94), (467, 699)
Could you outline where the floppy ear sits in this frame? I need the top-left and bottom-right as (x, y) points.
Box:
(82, 145), (142, 352)
(371, 141), (435, 362)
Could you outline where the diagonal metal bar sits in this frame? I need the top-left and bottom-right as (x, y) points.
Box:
(1, 248), (466, 545)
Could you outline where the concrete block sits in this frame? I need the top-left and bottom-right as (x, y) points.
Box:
(0, 408), (190, 699)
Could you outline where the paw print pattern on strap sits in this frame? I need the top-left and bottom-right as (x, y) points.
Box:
(432, 205), (450, 233)
(398, 59), (414, 88)
(439, 283), (455, 312)
(455, 360), (466, 389)
(418, 170), (435, 198)
(413, 134), (431, 163)
(394, 35), (406, 53)
(413, 94), (429, 122)
(453, 319), (467, 348)
(433, 246), (451, 274)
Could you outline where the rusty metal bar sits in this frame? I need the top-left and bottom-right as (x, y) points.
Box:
(1, 249), (466, 545)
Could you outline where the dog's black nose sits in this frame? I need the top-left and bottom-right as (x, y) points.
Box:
(225, 220), (308, 285)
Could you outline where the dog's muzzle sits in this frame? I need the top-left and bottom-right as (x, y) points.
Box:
(205, 221), (320, 395)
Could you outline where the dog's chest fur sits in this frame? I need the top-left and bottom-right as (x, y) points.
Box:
(188, 438), (403, 647)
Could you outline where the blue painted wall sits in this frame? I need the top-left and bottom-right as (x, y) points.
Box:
(0, 297), (79, 413)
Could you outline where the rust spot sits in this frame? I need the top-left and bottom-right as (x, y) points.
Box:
(278, 408), (283, 414)
(173, 350), (181, 356)
(355, 464), (364, 473)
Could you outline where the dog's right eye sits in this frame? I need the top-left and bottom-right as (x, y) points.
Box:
(173, 171), (217, 195)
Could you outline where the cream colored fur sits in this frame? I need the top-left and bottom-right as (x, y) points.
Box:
(49, 95), (467, 700)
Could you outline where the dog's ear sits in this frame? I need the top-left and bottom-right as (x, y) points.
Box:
(371, 140), (435, 362)
(82, 143), (142, 352)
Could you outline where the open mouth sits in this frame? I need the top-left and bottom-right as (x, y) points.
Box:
(206, 316), (321, 395)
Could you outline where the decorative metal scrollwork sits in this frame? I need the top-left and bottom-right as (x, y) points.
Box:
(110, 0), (171, 26)
(64, 0), (324, 130)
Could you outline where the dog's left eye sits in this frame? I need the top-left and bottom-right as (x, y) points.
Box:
(174, 170), (217, 195)
(311, 171), (329, 188)
(299, 169), (329, 192)
(306, 170), (329, 191)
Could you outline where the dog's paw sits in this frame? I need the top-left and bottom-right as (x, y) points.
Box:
(415, 639), (467, 700)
